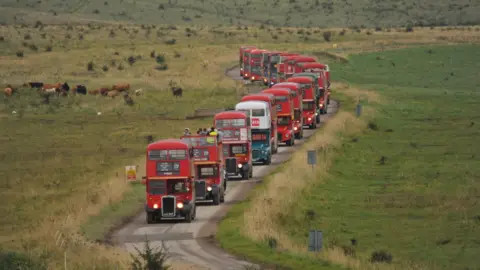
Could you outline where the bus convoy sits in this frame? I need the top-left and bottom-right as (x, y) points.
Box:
(142, 46), (332, 223)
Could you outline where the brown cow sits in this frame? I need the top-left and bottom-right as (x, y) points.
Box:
(99, 87), (110, 96)
(112, 83), (130, 92)
(88, 89), (100, 95)
(4, 87), (13, 96)
(107, 90), (119, 98)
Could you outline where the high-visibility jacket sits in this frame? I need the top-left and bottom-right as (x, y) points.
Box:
(209, 131), (218, 136)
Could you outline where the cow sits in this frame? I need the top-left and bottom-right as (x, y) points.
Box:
(107, 90), (119, 98)
(73, 85), (87, 95)
(24, 82), (44, 88)
(134, 89), (143, 96)
(112, 83), (130, 92)
(123, 92), (134, 106)
(171, 86), (182, 97)
(4, 87), (13, 97)
(88, 89), (100, 95)
(99, 87), (110, 96)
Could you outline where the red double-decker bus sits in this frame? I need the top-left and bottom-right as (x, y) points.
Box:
(297, 62), (331, 111)
(180, 135), (226, 205)
(261, 88), (296, 146)
(214, 111), (252, 180)
(267, 52), (300, 86)
(287, 76), (319, 129)
(247, 49), (268, 82)
(144, 139), (196, 223)
(239, 46), (256, 77)
(271, 82), (304, 139)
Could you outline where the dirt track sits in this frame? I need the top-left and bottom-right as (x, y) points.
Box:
(112, 67), (339, 269)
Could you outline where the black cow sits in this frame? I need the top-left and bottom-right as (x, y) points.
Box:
(61, 82), (70, 92)
(75, 85), (87, 95)
(26, 82), (43, 88)
(171, 87), (182, 97)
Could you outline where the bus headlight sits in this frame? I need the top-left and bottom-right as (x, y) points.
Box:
(251, 76), (255, 80)
(207, 186), (212, 191)
(294, 127), (298, 131)
(238, 163), (243, 168)
(308, 117), (312, 121)
(153, 204), (159, 209)
(177, 202), (184, 209)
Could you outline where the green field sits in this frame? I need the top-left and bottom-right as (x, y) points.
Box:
(218, 44), (480, 269)
(283, 44), (480, 269)
(1, 0), (479, 27)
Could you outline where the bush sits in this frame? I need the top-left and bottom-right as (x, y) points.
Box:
(28, 44), (38, 51)
(87, 61), (94, 71)
(155, 54), (165, 64)
(322, 31), (332, 42)
(45, 45), (52, 52)
(0, 36), (5, 42)
(16, 51), (24, 58)
(128, 56), (136, 65)
(130, 238), (170, 270)
(102, 65), (109, 72)
(24, 34), (31, 40)
(0, 251), (47, 270)
(370, 250), (393, 263)
(165, 39), (176, 45)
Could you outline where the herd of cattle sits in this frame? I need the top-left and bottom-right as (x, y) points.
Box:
(3, 81), (184, 100)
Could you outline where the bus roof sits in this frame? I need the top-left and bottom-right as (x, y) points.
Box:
(241, 93), (275, 103)
(214, 111), (248, 120)
(250, 49), (267, 54)
(148, 139), (191, 149)
(287, 76), (314, 83)
(299, 62), (327, 69)
(262, 88), (293, 96)
(272, 82), (301, 89)
(235, 100), (269, 110)
(289, 56), (316, 63)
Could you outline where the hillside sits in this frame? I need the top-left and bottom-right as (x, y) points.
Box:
(1, 0), (479, 27)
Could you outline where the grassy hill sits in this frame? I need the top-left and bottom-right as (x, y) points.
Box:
(1, 0), (480, 27)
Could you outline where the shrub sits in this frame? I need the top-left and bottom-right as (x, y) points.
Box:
(130, 238), (170, 270)
(127, 56), (136, 65)
(150, 50), (155, 58)
(34, 20), (43, 28)
(102, 65), (109, 72)
(0, 36), (4, 42)
(322, 31), (332, 42)
(16, 51), (24, 58)
(370, 250), (393, 263)
(45, 45), (52, 52)
(24, 34), (31, 40)
(0, 251), (47, 270)
(165, 39), (176, 45)
(118, 63), (124, 70)
(155, 54), (165, 64)
(28, 44), (38, 51)
(87, 61), (94, 71)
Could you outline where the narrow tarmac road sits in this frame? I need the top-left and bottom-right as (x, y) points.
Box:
(112, 67), (339, 269)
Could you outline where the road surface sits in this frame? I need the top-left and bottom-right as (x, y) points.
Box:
(112, 67), (339, 269)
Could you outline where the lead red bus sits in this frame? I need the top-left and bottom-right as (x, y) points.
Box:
(144, 139), (196, 224)
(287, 76), (319, 129)
(180, 135), (226, 205)
(239, 46), (256, 77)
(261, 88), (296, 146)
(271, 82), (304, 139)
(214, 111), (253, 180)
